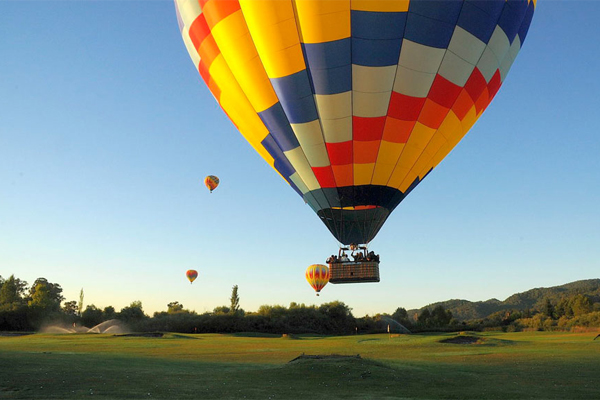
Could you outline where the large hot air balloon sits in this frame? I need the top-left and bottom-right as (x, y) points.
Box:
(186, 269), (198, 284)
(204, 175), (219, 193)
(305, 264), (330, 296)
(175, 0), (535, 246)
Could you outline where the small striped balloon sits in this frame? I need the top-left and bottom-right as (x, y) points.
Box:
(204, 175), (219, 193)
(305, 264), (330, 296)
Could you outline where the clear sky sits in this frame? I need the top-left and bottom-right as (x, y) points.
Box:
(1, 1), (599, 318)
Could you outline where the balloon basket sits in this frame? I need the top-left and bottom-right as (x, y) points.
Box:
(328, 261), (380, 284)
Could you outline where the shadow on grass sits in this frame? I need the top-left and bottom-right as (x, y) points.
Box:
(163, 333), (203, 340)
(289, 353), (362, 362)
(227, 332), (282, 338)
(113, 332), (164, 338)
(357, 338), (381, 343)
(0, 332), (34, 337)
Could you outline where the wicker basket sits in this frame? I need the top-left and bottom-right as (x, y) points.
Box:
(328, 261), (380, 284)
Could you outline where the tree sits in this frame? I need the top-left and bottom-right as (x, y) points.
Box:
(119, 301), (147, 323)
(543, 298), (555, 319)
(213, 306), (230, 315)
(418, 308), (432, 327)
(391, 307), (411, 327)
(230, 285), (240, 315)
(570, 294), (593, 316)
(28, 282), (60, 311)
(256, 304), (286, 318)
(289, 302), (306, 309)
(318, 301), (355, 333)
(392, 307), (408, 320)
(82, 305), (104, 327)
(78, 288), (84, 317)
(0, 275), (26, 311)
(167, 301), (184, 314)
(431, 305), (452, 327)
(14, 277), (28, 298)
(62, 300), (78, 316)
(28, 278), (64, 307)
(555, 298), (569, 318)
(103, 306), (116, 320)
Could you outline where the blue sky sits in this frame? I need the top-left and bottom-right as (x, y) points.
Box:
(1, 1), (598, 317)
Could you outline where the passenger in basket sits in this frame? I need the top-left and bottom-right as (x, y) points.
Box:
(368, 251), (380, 262)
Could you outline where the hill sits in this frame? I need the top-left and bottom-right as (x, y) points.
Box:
(408, 279), (600, 321)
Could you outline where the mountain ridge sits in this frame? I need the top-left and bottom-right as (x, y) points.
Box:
(406, 279), (600, 321)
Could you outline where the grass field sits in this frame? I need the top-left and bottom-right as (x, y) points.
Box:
(1, 331), (599, 399)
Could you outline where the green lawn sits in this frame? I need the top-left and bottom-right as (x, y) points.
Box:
(1, 331), (599, 399)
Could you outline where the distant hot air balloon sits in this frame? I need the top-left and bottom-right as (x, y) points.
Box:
(186, 269), (198, 284)
(305, 264), (330, 296)
(175, 0), (535, 247)
(204, 175), (219, 193)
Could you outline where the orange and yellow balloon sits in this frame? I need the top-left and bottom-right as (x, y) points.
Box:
(305, 264), (330, 296)
(186, 269), (198, 284)
(204, 175), (219, 193)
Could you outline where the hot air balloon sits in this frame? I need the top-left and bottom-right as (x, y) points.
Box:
(175, 0), (535, 278)
(186, 269), (198, 284)
(204, 175), (219, 193)
(305, 264), (330, 296)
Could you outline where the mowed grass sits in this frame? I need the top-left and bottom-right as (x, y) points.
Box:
(1, 331), (599, 399)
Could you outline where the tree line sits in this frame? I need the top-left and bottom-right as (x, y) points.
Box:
(2, 274), (599, 334)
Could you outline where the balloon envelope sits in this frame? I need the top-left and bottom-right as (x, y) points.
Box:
(175, 0), (535, 244)
(186, 269), (198, 284)
(305, 264), (330, 295)
(204, 175), (219, 193)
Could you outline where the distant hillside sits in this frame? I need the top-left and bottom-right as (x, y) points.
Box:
(408, 279), (600, 321)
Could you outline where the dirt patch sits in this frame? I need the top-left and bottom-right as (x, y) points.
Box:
(289, 353), (361, 362)
(439, 335), (481, 344)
